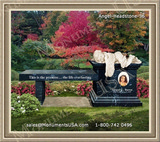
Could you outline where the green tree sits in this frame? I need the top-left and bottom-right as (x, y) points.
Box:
(11, 43), (25, 71)
(136, 17), (149, 51)
(19, 11), (47, 37)
(11, 11), (25, 46)
(11, 11), (47, 46)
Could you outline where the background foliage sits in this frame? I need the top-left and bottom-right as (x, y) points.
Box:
(11, 10), (149, 70)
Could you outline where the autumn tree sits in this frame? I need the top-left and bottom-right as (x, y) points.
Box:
(48, 11), (111, 68)
(52, 11), (105, 48)
(88, 11), (149, 52)
(39, 11), (69, 40)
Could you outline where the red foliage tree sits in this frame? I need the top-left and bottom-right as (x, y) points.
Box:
(51, 45), (113, 67)
(52, 11), (105, 48)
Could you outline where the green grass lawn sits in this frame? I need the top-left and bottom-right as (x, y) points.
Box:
(11, 98), (149, 131)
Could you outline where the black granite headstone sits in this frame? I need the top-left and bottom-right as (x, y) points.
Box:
(89, 61), (142, 107)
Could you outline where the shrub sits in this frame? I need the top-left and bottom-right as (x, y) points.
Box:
(11, 70), (19, 81)
(137, 72), (149, 80)
(11, 42), (40, 71)
(12, 39), (54, 71)
(137, 78), (149, 98)
(35, 59), (63, 70)
(11, 82), (54, 96)
(11, 93), (41, 117)
(11, 82), (35, 96)
(77, 81), (93, 96)
(22, 39), (53, 60)
(137, 66), (149, 74)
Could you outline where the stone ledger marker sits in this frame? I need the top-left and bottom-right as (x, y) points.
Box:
(89, 60), (142, 107)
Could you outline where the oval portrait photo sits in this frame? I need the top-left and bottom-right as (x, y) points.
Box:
(118, 72), (129, 87)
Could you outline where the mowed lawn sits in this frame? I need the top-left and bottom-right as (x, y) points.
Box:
(11, 98), (149, 131)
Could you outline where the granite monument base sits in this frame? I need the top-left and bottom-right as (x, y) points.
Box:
(89, 89), (142, 107)
(89, 60), (142, 107)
